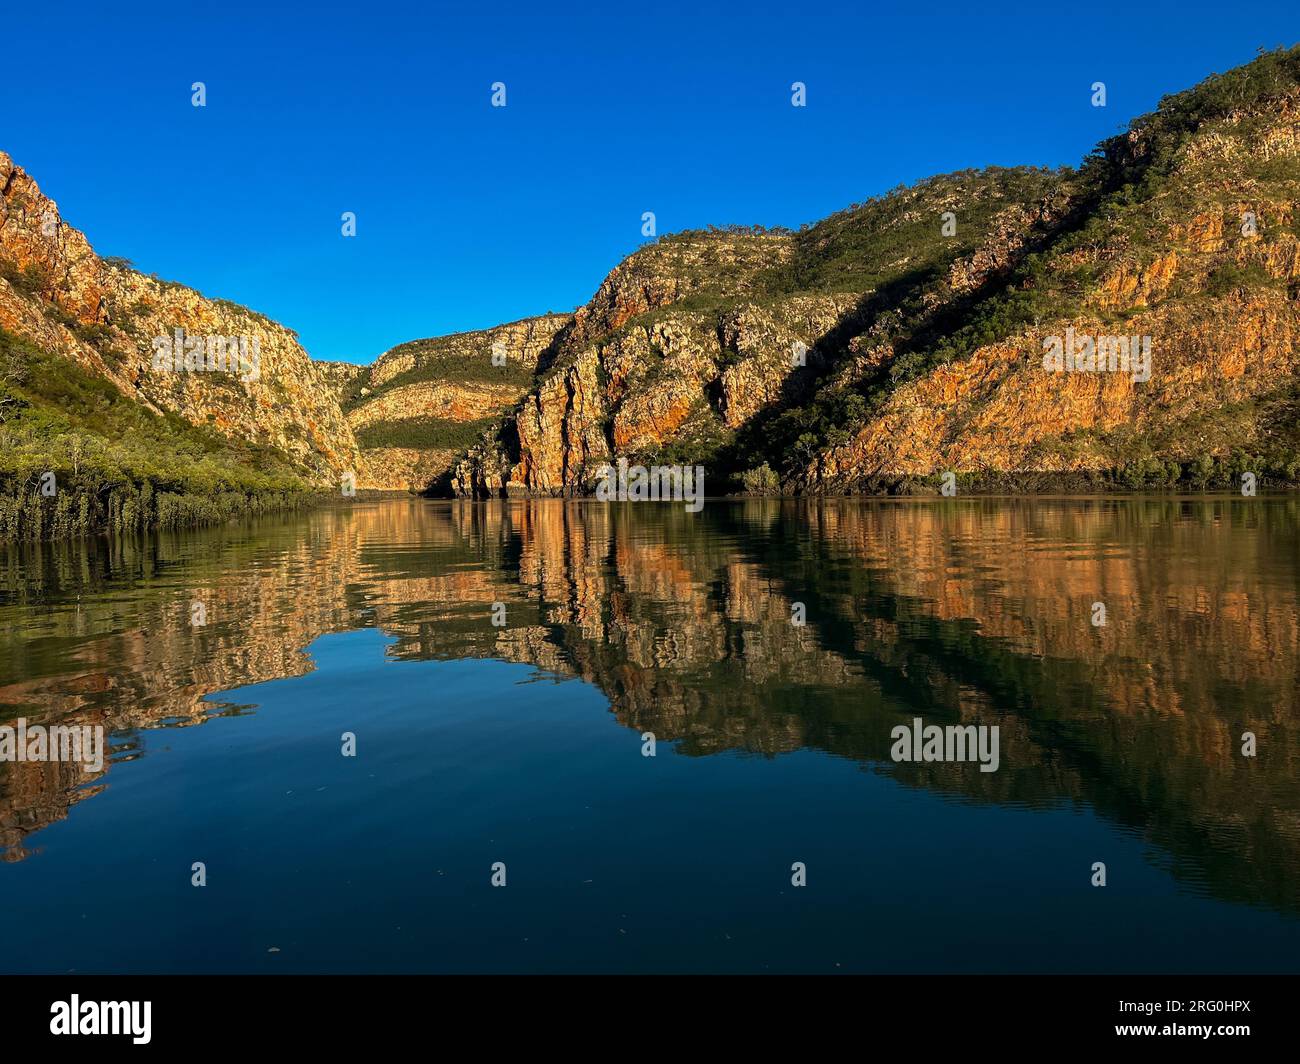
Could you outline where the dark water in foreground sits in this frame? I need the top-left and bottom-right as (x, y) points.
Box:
(0, 497), (1298, 973)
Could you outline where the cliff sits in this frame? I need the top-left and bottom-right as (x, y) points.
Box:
(341, 314), (570, 492)
(799, 51), (1300, 492)
(4, 45), (1299, 530)
(451, 47), (1300, 498)
(0, 152), (360, 485)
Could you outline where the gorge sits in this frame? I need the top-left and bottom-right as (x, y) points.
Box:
(2, 46), (1299, 541)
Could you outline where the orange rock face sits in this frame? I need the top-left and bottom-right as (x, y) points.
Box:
(0, 151), (360, 484)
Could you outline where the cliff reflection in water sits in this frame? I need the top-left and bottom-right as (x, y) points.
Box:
(1, 497), (1297, 917)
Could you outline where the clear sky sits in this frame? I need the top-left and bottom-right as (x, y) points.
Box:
(4, 1), (1295, 363)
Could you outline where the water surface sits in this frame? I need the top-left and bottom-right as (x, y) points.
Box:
(1, 497), (1298, 972)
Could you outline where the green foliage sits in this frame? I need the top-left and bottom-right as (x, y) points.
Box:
(1205, 261), (1282, 297)
(73, 321), (117, 347)
(210, 298), (275, 329)
(0, 329), (309, 541)
(0, 479), (312, 542)
(1103, 46), (1300, 189)
(347, 341), (536, 412)
(903, 282), (1059, 375)
(637, 405), (734, 471)
(0, 257), (51, 296)
(355, 417), (497, 451)
(740, 463), (781, 494)
(765, 167), (1067, 296)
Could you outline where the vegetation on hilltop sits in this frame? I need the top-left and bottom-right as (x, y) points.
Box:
(354, 417), (498, 452)
(712, 46), (1300, 491)
(768, 166), (1070, 295)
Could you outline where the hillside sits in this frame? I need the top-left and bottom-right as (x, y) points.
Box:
(0, 151), (360, 537)
(338, 313), (569, 492)
(3, 46), (1298, 541)
(453, 46), (1300, 498)
(795, 46), (1300, 493)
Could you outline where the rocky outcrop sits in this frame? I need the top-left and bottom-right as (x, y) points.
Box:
(6, 49), (1299, 507)
(357, 447), (461, 492)
(0, 151), (360, 483)
(343, 314), (571, 491)
(810, 294), (1299, 483)
(452, 176), (1077, 497)
(716, 297), (859, 427)
(315, 359), (369, 405)
(452, 48), (1300, 498)
(566, 231), (793, 344)
(349, 380), (522, 430)
(367, 313), (569, 389)
(803, 65), (1300, 492)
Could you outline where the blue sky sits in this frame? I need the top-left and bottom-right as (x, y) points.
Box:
(5, 1), (1295, 363)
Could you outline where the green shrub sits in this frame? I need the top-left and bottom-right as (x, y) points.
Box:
(1205, 261), (1279, 297)
(740, 463), (781, 494)
(0, 257), (51, 296)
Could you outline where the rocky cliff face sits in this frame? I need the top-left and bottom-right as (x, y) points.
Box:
(5, 48), (1298, 507)
(447, 228), (822, 496)
(342, 314), (570, 491)
(802, 66), (1300, 491)
(1, 145), (574, 500)
(314, 359), (369, 405)
(451, 175), (1075, 497)
(451, 48), (1300, 498)
(0, 152), (360, 483)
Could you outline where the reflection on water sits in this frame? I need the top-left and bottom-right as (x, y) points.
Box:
(0, 497), (1298, 972)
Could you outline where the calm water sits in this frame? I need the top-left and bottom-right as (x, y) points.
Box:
(1, 497), (1298, 973)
